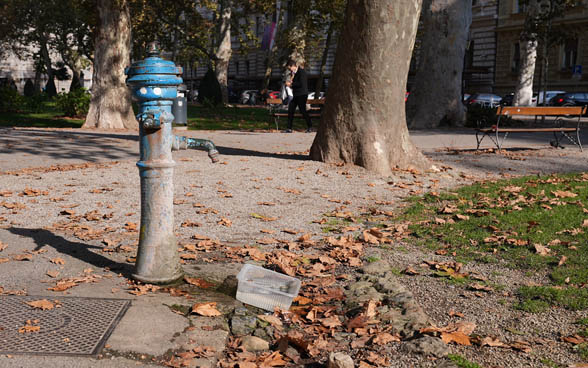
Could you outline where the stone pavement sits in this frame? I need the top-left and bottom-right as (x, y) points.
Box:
(1, 126), (588, 367)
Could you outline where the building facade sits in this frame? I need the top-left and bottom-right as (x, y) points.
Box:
(495, 0), (588, 95)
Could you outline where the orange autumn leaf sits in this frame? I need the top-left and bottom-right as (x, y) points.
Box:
(441, 331), (471, 345)
(191, 302), (222, 316)
(26, 299), (55, 310)
(13, 254), (33, 261)
(51, 258), (65, 265)
(320, 315), (342, 328)
(184, 276), (215, 289)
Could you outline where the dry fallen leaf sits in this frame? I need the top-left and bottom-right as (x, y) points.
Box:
(191, 302), (222, 316)
(184, 276), (215, 289)
(13, 254), (33, 261)
(257, 315), (283, 328)
(217, 218), (232, 227)
(18, 320), (40, 333)
(533, 244), (550, 256)
(46, 270), (60, 278)
(51, 258), (65, 265)
(26, 299), (55, 310)
(552, 190), (577, 198)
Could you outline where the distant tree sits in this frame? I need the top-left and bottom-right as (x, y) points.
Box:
(513, 0), (580, 106)
(83, 0), (136, 129)
(310, 0), (430, 174)
(130, 0), (274, 104)
(406, 0), (472, 128)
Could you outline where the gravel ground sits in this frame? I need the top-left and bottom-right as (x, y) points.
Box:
(1, 126), (588, 367)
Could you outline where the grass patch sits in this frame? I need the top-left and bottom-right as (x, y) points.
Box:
(187, 105), (313, 131)
(447, 354), (482, 368)
(397, 173), (588, 311)
(0, 101), (83, 128)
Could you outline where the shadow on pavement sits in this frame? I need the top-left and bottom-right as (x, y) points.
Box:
(0, 128), (138, 163)
(7, 227), (133, 277)
(217, 145), (309, 161)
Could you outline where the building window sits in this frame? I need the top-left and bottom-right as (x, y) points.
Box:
(561, 38), (578, 70)
(236, 61), (240, 75)
(513, 0), (526, 13)
(511, 43), (520, 73)
(246, 60), (250, 76)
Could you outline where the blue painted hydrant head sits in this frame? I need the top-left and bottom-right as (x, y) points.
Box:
(125, 42), (183, 129)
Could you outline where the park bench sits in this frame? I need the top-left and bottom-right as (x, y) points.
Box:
(475, 106), (587, 151)
(266, 98), (324, 130)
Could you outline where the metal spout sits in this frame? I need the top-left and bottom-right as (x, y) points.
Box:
(172, 135), (220, 163)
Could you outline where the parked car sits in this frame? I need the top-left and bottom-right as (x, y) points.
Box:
(536, 90), (566, 105)
(465, 93), (502, 108)
(549, 92), (588, 108)
(239, 90), (259, 105)
(499, 92), (538, 106)
(463, 93), (471, 102)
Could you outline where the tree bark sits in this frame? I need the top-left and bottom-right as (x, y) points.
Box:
(214, 0), (232, 104)
(406, 0), (471, 128)
(513, 0), (539, 107)
(513, 38), (537, 106)
(310, 0), (430, 175)
(84, 0), (136, 130)
(314, 22), (334, 96)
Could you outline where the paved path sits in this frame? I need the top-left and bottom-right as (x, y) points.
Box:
(1, 126), (587, 367)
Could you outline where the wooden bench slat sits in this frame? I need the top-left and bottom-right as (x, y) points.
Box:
(497, 106), (587, 116)
(273, 113), (321, 117)
(477, 127), (578, 133)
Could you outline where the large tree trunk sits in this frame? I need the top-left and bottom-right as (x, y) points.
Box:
(513, 0), (539, 107)
(406, 0), (471, 128)
(84, 0), (136, 130)
(310, 0), (430, 175)
(214, 0), (232, 104)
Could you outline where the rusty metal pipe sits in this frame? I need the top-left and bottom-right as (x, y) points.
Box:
(172, 135), (220, 163)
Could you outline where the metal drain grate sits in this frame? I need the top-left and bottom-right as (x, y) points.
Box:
(0, 295), (130, 356)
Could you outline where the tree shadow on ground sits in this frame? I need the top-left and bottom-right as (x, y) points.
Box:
(216, 146), (309, 161)
(7, 227), (133, 277)
(0, 128), (139, 163)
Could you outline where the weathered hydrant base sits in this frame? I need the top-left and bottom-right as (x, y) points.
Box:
(132, 272), (184, 285)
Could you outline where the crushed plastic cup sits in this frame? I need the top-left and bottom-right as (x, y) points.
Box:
(236, 264), (301, 311)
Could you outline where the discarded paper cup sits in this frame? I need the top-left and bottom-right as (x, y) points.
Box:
(236, 264), (301, 311)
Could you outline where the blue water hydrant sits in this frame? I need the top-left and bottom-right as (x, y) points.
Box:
(125, 42), (184, 284)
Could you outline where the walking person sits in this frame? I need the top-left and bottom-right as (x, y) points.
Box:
(284, 60), (312, 133)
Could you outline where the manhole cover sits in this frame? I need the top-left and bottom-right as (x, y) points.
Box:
(0, 295), (130, 356)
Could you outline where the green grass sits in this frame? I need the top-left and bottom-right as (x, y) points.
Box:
(0, 101), (83, 128)
(397, 173), (588, 311)
(2, 101), (312, 131)
(447, 354), (483, 368)
(187, 105), (313, 131)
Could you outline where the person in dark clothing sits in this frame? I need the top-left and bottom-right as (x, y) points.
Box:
(285, 60), (312, 133)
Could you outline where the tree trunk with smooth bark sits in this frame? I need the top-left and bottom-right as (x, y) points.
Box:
(406, 0), (471, 128)
(310, 0), (430, 175)
(513, 0), (539, 107)
(214, 0), (231, 104)
(84, 0), (136, 130)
